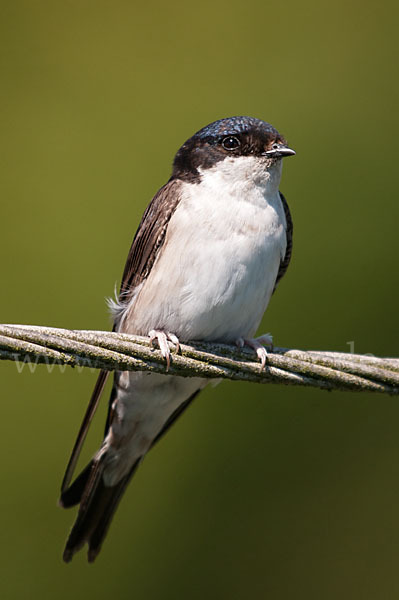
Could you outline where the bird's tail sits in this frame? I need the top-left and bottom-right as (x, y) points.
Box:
(60, 454), (140, 563)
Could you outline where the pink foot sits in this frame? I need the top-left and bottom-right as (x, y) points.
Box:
(236, 333), (274, 370)
(149, 330), (180, 371)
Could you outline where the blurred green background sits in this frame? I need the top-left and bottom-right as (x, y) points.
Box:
(1, 0), (398, 598)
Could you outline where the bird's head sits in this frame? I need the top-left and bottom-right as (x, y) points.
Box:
(172, 116), (295, 184)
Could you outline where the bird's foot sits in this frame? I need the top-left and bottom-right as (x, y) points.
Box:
(235, 333), (274, 371)
(148, 330), (180, 372)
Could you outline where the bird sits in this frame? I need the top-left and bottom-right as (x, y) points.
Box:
(59, 116), (295, 562)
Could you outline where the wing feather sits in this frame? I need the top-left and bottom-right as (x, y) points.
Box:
(119, 179), (183, 297)
(60, 179), (183, 496)
(274, 191), (293, 289)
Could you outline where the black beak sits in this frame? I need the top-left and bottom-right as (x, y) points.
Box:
(263, 144), (296, 158)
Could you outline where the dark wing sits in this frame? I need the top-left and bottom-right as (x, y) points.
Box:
(60, 370), (109, 495)
(60, 179), (183, 498)
(274, 191), (293, 289)
(119, 178), (183, 300)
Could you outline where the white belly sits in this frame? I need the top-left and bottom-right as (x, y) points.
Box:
(124, 168), (287, 342)
(105, 157), (288, 484)
(103, 371), (207, 485)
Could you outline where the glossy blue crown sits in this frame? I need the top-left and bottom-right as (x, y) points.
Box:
(195, 116), (278, 140)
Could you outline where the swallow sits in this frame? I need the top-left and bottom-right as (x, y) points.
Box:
(60, 116), (295, 562)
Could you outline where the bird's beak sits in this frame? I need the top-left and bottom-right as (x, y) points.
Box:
(263, 145), (296, 158)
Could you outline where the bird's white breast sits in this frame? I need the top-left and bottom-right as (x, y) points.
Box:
(103, 156), (288, 483)
(124, 156), (287, 342)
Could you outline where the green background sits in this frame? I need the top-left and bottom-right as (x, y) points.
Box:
(1, 1), (398, 598)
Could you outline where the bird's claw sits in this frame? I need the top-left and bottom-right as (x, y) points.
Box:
(148, 330), (180, 372)
(236, 333), (274, 371)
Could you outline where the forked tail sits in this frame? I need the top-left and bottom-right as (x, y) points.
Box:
(60, 455), (140, 563)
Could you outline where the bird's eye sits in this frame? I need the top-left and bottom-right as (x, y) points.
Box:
(222, 136), (241, 150)
(272, 142), (280, 150)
